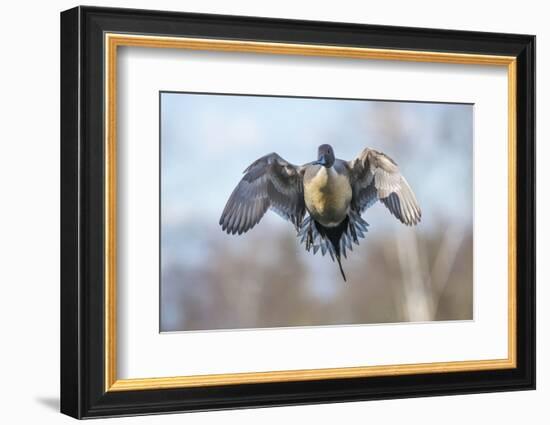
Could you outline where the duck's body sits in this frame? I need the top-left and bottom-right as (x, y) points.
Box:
(304, 161), (352, 228)
(220, 144), (421, 281)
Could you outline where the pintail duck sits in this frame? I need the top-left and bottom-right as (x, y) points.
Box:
(220, 144), (421, 281)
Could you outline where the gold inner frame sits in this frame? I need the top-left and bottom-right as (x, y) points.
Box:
(104, 33), (517, 392)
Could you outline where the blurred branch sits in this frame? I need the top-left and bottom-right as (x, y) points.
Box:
(430, 224), (465, 317)
(392, 224), (467, 322)
(395, 229), (433, 321)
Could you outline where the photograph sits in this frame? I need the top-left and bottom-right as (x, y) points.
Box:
(160, 92), (474, 332)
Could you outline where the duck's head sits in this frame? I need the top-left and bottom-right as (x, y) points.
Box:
(314, 144), (335, 168)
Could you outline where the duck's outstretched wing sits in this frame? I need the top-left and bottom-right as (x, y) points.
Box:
(220, 153), (306, 235)
(347, 148), (421, 226)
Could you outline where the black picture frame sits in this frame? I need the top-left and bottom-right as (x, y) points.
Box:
(61, 5), (535, 419)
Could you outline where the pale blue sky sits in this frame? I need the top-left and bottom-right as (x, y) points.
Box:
(160, 92), (473, 269)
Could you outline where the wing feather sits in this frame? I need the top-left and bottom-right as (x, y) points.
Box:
(220, 153), (305, 234)
(347, 148), (421, 226)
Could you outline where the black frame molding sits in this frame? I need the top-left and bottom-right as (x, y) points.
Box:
(61, 6), (535, 419)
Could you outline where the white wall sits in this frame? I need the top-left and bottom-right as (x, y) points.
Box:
(0, 1), (545, 423)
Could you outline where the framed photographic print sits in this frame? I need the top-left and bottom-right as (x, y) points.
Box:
(60, 6), (535, 419)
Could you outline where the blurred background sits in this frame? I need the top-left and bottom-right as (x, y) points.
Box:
(160, 92), (473, 332)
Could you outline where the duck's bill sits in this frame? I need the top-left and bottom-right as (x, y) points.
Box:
(314, 155), (327, 166)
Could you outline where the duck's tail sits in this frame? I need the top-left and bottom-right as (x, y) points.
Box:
(335, 253), (347, 282)
(298, 212), (369, 282)
(314, 217), (349, 282)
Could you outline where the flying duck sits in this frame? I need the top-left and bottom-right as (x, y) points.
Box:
(220, 144), (421, 281)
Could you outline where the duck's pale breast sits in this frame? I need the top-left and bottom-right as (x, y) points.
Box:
(304, 166), (352, 227)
